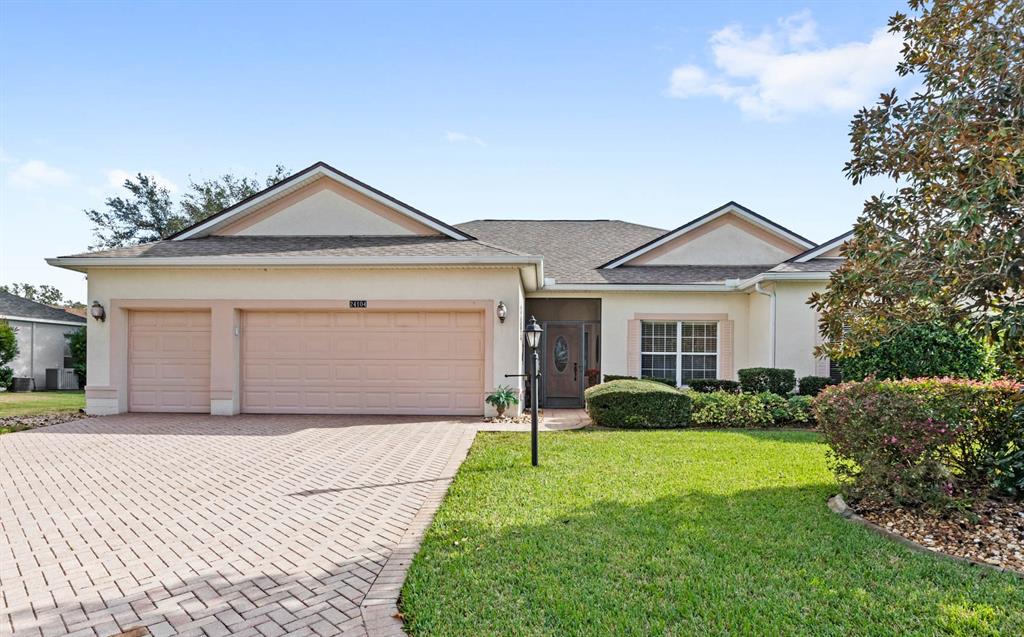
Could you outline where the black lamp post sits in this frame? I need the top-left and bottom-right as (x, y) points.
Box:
(523, 316), (543, 466)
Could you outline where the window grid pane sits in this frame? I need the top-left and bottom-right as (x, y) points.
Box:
(641, 321), (677, 354)
(641, 354), (676, 382)
(681, 354), (717, 381)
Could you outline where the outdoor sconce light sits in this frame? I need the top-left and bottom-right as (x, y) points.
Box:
(496, 301), (507, 323)
(90, 301), (106, 322)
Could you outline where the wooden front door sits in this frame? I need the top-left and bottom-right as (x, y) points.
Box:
(542, 322), (583, 407)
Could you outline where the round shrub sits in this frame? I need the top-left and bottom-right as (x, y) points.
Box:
(687, 379), (740, 393)
(691, 392), (771, 428)
(756, 392), (789, 425)
(837, 322), (992, 381)
(797, 375), (837, 396)
(585, 379), (692, 428)
(814, 377), (1024, 509)
(784, 395), (815, 425)
(737, 367), (796, 395)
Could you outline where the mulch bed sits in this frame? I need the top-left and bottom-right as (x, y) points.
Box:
(854, 499), (1024, 573)
(482, 414), (532, 424)
(0, 412), (90, 432)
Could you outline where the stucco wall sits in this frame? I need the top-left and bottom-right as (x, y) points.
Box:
(773, 281), (827, 379)
(599, 292), (751, 379)
(6, 319), (81, 389)
(85, 267), (525, 415)
(529, 284), (825, 383)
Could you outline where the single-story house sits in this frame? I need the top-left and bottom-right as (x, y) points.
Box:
(48, 161), (852, 416)
(0, 291), (86, 390)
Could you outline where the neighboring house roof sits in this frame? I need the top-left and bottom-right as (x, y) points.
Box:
(0, 291), (87, 325)
(600, 202), (816, 269)
(168, 162), (476, 242)
(59, 235), (530, 260)
(787, 230), (854, 262)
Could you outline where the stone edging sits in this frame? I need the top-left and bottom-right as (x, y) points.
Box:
(360, 428), (478, 636)
(827, 494), (1023, 578)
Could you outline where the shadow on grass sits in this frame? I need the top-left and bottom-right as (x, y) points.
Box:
(402, 484), (1024, 637)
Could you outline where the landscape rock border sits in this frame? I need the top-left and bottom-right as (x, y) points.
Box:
(827, 494), (1022, 578)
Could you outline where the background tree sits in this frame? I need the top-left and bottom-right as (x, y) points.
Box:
(65, 327), (87, 388)
(811, 0), (1024, 370)
(0, 320), (18, 391)
(0, 283), (67, 306)
(837, 321), (993, 381)
(86, 165), (290, 249)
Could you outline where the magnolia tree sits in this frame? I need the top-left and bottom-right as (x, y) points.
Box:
(811, 0), (1024, 371)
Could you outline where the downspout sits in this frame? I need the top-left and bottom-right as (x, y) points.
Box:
(754, 282), (776, 367)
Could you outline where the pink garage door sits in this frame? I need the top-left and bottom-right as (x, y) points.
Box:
(128, 310), (211, 412)
(241, 310), (485, 415)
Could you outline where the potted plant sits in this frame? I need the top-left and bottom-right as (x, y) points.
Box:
(485, 385), (520, 418)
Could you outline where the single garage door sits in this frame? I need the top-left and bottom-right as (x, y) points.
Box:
(128, 310), (211, 412)
(241, 310), (485, 415)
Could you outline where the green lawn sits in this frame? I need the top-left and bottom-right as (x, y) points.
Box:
(0, 390), (84, 418)
(402, 430), (1024, 637)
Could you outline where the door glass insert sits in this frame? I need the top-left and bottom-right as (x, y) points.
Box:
(553, 335), (569, 372)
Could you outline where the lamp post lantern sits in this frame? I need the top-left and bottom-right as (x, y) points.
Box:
(524, 316), (543, 466)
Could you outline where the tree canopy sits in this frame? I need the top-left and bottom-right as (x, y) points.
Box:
(85, 166), (290, 249)
(812, 0), (1024, 370)
(0, 283), (81, 309)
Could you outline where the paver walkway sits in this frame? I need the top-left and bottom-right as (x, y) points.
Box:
(0, 414), (477, 637)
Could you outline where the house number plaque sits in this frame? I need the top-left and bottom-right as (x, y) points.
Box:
(349, 300), (368, 308)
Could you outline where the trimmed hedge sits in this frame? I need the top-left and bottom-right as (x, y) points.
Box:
(798, 375), (837, 396)
(602, 374), (636, 383)
(814, 377), (1024, 509)
(737, 367), (796, 395)
(585, 380), (692, 428)
(687, 379), (741, 393)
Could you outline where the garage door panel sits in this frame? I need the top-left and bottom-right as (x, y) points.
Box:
(129, 310), (211, 413)
(242, 310), (484, 415)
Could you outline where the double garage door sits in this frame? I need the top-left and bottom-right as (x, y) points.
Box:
(128, 309), (485, 415)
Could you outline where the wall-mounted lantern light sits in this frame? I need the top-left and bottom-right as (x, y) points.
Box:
(496, 301), (507, 323)
(90, 301), (106, 322)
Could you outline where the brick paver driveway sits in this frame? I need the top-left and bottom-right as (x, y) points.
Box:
(1, 414), (477, 637)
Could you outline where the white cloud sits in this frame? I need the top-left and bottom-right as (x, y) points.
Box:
(444, 130), (486, 147)
(668, 11), (903, 120)
(106, 169), (179, 193)
(6, 160), (74, 188)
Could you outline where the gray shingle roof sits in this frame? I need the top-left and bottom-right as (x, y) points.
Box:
(0, 292), (86, 324)
(455, 220), (773, 285)
(62, 235), (532, 260)
(768, 259), (843, 273)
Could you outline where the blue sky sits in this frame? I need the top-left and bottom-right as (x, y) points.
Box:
(1, 0), (907, 301)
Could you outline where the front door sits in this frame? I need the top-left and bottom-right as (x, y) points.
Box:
(543, 322), (582, 407)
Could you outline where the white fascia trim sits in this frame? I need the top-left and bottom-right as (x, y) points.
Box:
(792, 231), (853, 262)
(541, 283), (739, 292)
(0, 314), (86, 327)
(173, 165), (469, 241)
(734, 271), (833, 290)
(604, 204), (816, 269)
(47, 255), (541, 269)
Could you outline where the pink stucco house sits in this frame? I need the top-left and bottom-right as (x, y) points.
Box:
(48, 161), (851, 416)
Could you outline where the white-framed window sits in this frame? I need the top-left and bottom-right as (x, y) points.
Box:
(640, 320), (719, 386)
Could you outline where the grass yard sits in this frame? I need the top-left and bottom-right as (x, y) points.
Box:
(402, 430), (1024, 637)
(0, 390), (84, 418)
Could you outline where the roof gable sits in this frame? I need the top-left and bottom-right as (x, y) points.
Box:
(601, 202), (815, 268)
(171, 162), (473, 241)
